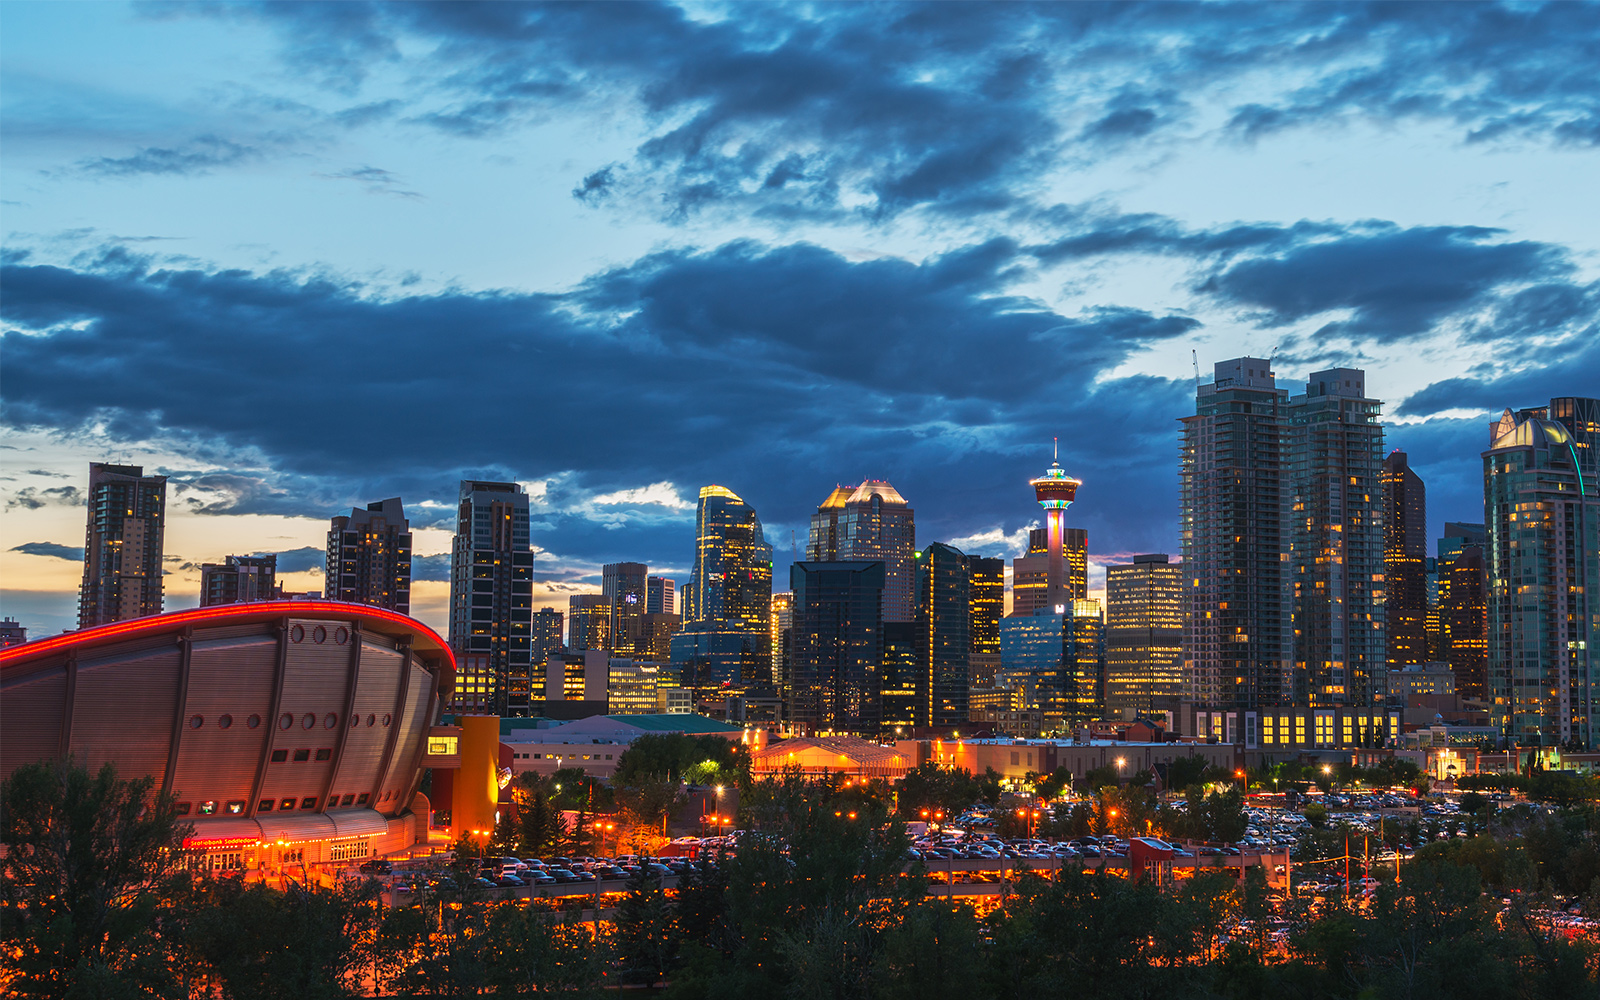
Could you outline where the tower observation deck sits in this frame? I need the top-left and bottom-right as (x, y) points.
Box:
(1028, 441), (1082, 613)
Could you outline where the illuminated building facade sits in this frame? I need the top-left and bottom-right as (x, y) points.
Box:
(448, 482), (533, 714)
(530, 608), (564, 664)
(998, 601), (1105, 728)
(788, 561), (885, 733)
(1483, 398), (1600, 746)
(1288, 368), (1386, 707)
(880, 621), (918, 733)
(672, 485), (773, 688)
(966, 555), (1004, 687)
(631, 613), (681, 663)
(770, 592), (793, 697)
(646, 576), (676, 615)
(1437, 523), (1488, 700)
(807, 480), (916, 622)
(0, 619), (25, 647)
(603, 562), (649, 656)
(1011, 527), (1087, 617)
(0, 602), (455, 869)
(915, 543), (970, 728)
(79, 463), (167, 628)
(200, 554), (279, 606)
(1180, 357), (1291, 709)
(1105, 554), (1183, 718)
(327, 498), (412, 615)
(1382, 450), (1428, 671)
(567, 595), (610, 652)
(1022, 449), (1084, 617)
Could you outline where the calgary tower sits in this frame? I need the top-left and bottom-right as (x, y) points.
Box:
(1028, 439), (1082, 614)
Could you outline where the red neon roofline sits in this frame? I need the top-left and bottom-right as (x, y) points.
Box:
(0, 601), (455, 672)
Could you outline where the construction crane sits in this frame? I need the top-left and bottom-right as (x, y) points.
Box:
(1192, 349), (1200, 386)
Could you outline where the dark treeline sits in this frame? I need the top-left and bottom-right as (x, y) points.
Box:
(4, 758), (1599, 999)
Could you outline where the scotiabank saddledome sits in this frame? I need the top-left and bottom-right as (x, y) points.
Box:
(0, 602), (454, 867)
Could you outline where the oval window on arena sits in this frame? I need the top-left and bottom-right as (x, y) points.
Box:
(349, 715), (359, 729)
(312, 625), (327, 644)
(289, 624), (305, 643)
(248, 714), (261, 729)
(382, 713), (392, 727)
(302, 713), (316, 730)
(324, 713), (338, 729)
(334, 626), (349, 645)
(279, 714), (293, 730)
(218, 714), (233, 730)
(366, 714), (376, 727)
(189, 715), (204, 729)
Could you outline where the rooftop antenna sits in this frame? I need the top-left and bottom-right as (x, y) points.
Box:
(1053, 436), (1058, 463)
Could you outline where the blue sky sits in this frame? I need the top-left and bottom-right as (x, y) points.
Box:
(3, 1), (1598, 638)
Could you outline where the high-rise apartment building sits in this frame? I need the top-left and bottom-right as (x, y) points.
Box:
(770, 592), (793, 694)
(448, 481), (534, 713)
(1483, 398), (1600, 746)
(199, 554), (278, 606)
(806, 480), (916, 622)
(531, 607), (565, 663)
(998, 599), (1104, 727)
(78, 463), (167, 628)
(327, 498), (412, 614)
(568, 595), (610, 652)
(915, 543), (971, 728)
(1010, 527), (1088, 617)
(788, 561), (885, 733)
(603, 562), (649, 657)
(672, 485), (773, 688)
(646, 576), (676, 615)
(1382, 451), (1428, 672)
(1436, 523), (1488, 700)
(880, 621), (918, 733)
(1288, 368), (1386, 707)
(1105, 554), (1183, 718)
(967, 555), (1004, 687)
(1180, 357), (1291, 709)
(632, 613), (681, 663)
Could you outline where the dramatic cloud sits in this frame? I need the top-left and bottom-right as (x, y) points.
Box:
(265, 546), (326, 575)
(166, 1), (1600, 221)
(10, 542), (84, 562)
(5, 485), (83, 510)
(0, 236), (1202, 566)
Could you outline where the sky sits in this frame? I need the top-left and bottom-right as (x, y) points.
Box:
(3, 1), (1598, 640)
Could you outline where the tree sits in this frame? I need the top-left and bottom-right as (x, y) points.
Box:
(615, 867), (679, 987)
(1165, 754), (1211, 791)
(513, 779), (567, 858)
(618, 777), (684, 838)
(0, 757), (189, 999)
(613, 733), (748, 788)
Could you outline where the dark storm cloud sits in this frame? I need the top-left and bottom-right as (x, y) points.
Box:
(0, 238), (1199, 566)
(172, 1), (1600, 221)
(411, 554), (452, 581)
(5, 485), (83, 510)
(264, 546), (326, 574)
(10, 542), (84, 562)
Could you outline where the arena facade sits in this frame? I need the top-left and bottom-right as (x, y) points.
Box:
(0, 602), (458, 872)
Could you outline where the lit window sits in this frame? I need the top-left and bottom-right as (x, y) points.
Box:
(198, 801), (217, 815)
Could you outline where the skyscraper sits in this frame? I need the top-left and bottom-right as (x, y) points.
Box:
(672, 485), (773, 688)
(1483, 398), (1600, 746)
(789, 560), (885, 733)
(327, 498), (412, 614)
(1010, 527), (1087, 617)
(1437, 522), (1488, 700)
(1105, 554), (1183, 718)
(568, 595), (610, 652)
(199, 554), (278, 606)
(770, 591), (793, 692)
(966, 555), (1004, 687)
(915, 543), (971, 728)
(880, 621), (919, 733)
(448, 481), (534, 713)
(646, 576), (676, 615)
(78, 463), (167, 628)
(1288, 368), (1386, 707)
(1381, 450), (1428, 671)
(998, 598), (1104, 727)
(531, 607), (565, 664)
(1180, 357), (1291, 709)
(603, 562), (649, 656)
(806, 480), (916, 621)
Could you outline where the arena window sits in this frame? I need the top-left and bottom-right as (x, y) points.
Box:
(271, 750), (288, 762)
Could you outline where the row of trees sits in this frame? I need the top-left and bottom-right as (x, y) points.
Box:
(6, 757), (1600, 998)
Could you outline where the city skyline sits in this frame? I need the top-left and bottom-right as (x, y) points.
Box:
(5, 3), (1598, 640)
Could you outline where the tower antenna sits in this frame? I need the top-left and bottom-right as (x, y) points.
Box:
(1053, 436), (1058, 463)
